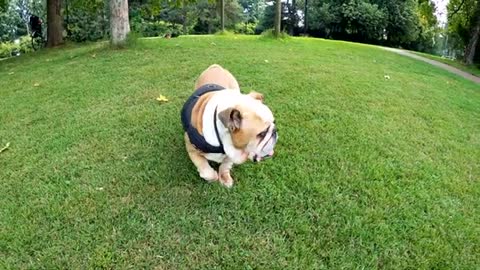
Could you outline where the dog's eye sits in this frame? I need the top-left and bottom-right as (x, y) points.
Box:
(257, 130), (268, 139)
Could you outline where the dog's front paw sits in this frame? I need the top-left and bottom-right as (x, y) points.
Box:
(199, 168), (218, 182)
(219, 171), (234, 188)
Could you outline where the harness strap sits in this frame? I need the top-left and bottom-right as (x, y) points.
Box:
(181, 84), (226, 154)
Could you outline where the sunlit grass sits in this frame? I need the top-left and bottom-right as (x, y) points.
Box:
(0, 35), (479, 268)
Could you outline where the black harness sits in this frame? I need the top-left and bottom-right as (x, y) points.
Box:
(181, 84), (226, 154)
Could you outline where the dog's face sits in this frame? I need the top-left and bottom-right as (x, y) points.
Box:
(219, 92), (278, 162)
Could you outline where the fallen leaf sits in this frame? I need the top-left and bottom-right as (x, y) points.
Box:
(0, 142), (10, 153)
(33, 83), (40, 87)
(156, 95), (169, 103)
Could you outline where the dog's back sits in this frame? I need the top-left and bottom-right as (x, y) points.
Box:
(194, 64), (240, 91)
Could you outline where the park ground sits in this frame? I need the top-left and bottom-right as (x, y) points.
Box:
(0, 35), (479, 269)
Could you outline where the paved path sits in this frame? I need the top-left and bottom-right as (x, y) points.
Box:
(382, 47), (480, 84)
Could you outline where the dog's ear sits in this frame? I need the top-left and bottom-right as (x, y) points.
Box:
(248, 91), (264, 102)
(219, 108), (242, 132)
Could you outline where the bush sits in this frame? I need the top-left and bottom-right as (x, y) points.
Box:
(67, 10), (109, 42)
(234, 22), (257, 35)
(0, 35), (32, 58)
(19, 36), (33, 53)
(260, 29), (290, 40)
(140, 21), (182, 38)
(0, 42), (16, 58)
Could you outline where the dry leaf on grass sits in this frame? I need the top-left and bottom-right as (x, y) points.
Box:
(0, 142), (10, 154)
(156, 95), (169, 103)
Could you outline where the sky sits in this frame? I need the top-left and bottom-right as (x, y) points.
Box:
(434, 0), (449, 26)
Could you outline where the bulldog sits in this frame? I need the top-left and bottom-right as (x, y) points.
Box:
(181, 64), (278, 187)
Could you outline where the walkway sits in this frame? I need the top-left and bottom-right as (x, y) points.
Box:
(382, 47), (480, 84)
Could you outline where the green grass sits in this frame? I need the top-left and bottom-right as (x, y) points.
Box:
(412, 50), (480, 77)
(1, 35), (479, 269)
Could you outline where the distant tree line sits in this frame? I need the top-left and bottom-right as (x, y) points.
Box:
(1, 0), (478, 66)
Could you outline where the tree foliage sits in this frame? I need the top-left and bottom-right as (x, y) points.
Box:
(447, 0), (480, 64)
(1, 0), (441, 56)
(448, 0), (476, 44)
(276, 0), (439, 51)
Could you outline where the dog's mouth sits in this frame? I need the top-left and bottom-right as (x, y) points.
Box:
(252, 151), (274, 163)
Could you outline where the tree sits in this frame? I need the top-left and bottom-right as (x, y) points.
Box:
(46, 0), (63, 47)
(110, 0), (130, 46)
(0, 0), (8, 10)
(448, 0), (480, 64)
(374, 0), (420, 46)
(464, 3), (480, 64)
(303, 0), (307, 34)
(259, 0), (298, 34)
(274, 0), (281, 36)
(238, 0), (265, 23)
(285, 0), (299, 35)
(219, 0), (225, 31)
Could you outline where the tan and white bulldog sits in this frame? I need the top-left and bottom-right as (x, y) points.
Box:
(181, 64), (278, 187)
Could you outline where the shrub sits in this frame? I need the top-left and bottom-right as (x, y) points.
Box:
(140, 21), (182, 38)
(0, 35), (34, 58)
(67, 10), (109, 42)
(234, 22), (257, 35)
(19, 36), (33, 53)
(0, 39), (24, 58)
(0, 42), (15, 58)
(260, 29), (290, 40)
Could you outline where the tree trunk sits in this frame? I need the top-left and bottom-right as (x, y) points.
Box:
(464, 4), (480, 65)
(46, 0), (64, 47)
(110, 0), (130, 46)
(220, 0), (225, 32)
(291, 0), (297, 35)
(25, 22), (30, 35)
(304, 0), (308, 35)
(274, 0), (281, 37)
(183, 6), (188, 34)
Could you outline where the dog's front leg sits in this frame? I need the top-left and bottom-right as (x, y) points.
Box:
(219, 157), (235, 188)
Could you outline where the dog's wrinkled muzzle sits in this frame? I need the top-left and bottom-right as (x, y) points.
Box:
(253, 150), (274, 163)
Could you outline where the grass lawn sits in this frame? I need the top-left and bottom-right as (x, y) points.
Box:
(412, 50), (480, 77)
(1, 35), (479, 269)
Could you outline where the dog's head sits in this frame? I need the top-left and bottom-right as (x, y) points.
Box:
(219, 91), (278, 162)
